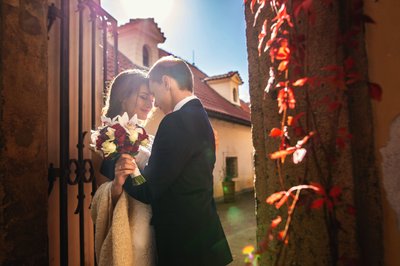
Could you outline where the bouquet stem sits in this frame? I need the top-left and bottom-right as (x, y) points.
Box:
(130, 174), (146, 185)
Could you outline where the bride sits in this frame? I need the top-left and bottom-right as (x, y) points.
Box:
(91, 69), (156, 266)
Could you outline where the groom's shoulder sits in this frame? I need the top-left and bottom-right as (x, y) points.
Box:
(160, 98), (204, 119)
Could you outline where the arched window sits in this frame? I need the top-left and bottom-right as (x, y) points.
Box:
(233, 88), (238, 102)
(143, 46), (149, 67)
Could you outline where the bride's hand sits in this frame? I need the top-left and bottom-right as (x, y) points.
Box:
(114, 154), (137, 187)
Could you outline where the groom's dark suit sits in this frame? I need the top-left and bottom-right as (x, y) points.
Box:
(102, 98), (232, 266)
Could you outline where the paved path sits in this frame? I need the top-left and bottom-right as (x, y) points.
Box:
(216, 191), (257, 266)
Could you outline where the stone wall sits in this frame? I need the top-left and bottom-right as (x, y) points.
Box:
(0, 0), (48, 264)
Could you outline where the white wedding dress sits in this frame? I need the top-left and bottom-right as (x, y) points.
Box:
(91, 137), (156, 266)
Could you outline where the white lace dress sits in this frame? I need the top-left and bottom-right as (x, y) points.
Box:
(91, 137), (155, 266)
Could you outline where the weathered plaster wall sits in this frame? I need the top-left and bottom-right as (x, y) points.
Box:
(0, 0), (48, 264)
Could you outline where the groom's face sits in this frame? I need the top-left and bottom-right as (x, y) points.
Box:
(149, 80), (172, 114)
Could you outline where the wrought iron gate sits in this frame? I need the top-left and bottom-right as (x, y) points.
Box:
(47, 0), (119, 265)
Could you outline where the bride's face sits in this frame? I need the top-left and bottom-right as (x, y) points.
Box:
(122, 84), (154, 120)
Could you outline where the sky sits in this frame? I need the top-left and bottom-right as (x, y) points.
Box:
(101, 0), (250, 102)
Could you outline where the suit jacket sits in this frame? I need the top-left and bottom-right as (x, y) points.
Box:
(101, 99), (232, 266)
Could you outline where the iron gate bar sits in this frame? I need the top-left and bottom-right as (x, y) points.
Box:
(102, 19), (107, 96)
(90, 6), (96, 130)
(77, 1), (88, 264)
(82, 0), (119, 82)
(113, 24), (118, 76)
(60, 0), (70, 264)
(90, 11), (98, 265)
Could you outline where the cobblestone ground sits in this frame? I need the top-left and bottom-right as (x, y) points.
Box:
(216, 190), (257, 266)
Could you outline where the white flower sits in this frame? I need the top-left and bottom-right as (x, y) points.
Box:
(293, 148), (307, 164)
(105, 127), (116, 141)
(101, 115), (119, 126)
(101, 140), (117, 157)
(90, 130), (100, 149)
(117, 112), (139, 134)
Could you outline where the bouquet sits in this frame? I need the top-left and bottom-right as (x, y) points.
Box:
(91, 112), (149, 185)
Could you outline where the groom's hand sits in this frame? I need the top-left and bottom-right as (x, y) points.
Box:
(114, 154), (137, 187)
(111, 154), (137, 204)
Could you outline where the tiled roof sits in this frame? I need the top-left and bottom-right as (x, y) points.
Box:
(240, 100), (251, 114)
(190, 64), (251, 125)
(106, 47), (250, 125)
(203, 71), (244, 84)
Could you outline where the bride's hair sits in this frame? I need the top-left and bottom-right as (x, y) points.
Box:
(102, 69), (149, 118)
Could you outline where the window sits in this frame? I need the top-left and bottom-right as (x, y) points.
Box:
(233, 88), (238, 102)
(143, 46), (149, 67)
(225, 157), (238, 178)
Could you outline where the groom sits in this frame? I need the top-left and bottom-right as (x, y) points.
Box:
(115, 56), (232, 266)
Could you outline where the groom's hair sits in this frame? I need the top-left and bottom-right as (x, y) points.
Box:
(147, 56), (194, 92)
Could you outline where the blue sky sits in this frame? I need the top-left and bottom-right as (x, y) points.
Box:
(101, 0), (250, 102)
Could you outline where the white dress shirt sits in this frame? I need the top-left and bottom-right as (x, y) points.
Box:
(173, 95), (198, 112)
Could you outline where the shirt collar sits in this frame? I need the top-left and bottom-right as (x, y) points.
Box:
(173, 95), (198, 112)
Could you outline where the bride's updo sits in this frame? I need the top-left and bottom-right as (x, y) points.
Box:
(102, 69), (148, 118)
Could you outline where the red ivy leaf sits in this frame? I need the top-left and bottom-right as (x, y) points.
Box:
(276, 82), (286, 88)
(278, 60), (289, 71)
(254, 1), (266, 26)
(250, 0), (257, 14)
(344, 57), (355, 71)
(368, 82), (382, 101)
(275, 194), (289, 209)
(258, 20), (268, 56)
(269, 148), (295, 160)
(271, 216), (282, 229)
(310, 198), (325, 209)
(287, 116), (293, 126)
(266, 191), (285, 205)
(291, 112), (305, 127)
(292, 77), (308, 86)
(277, 230), (285, 241)
(329, 186), (342, 199)
(269, 128), (283, 137)
(346, 72), (361, 84)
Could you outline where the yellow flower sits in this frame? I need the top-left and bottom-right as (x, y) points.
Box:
(105, 127), (116, 141)
(140, 138), (149, 147)
(101, 140), (116, 157)
(242, 245), (255, 255)
(128, 129), (139, 143)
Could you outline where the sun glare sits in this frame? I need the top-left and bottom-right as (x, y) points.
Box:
(119, 0), (175, 23)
